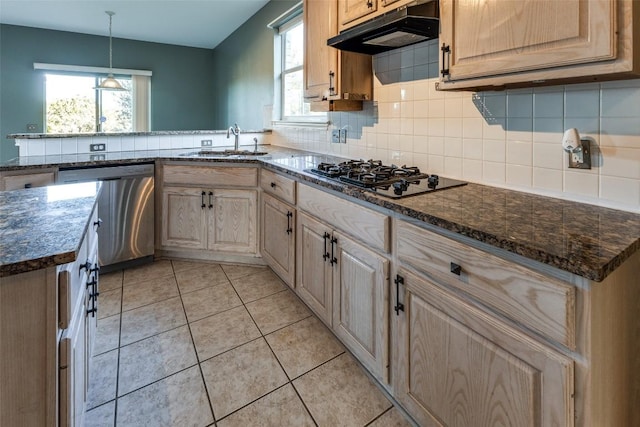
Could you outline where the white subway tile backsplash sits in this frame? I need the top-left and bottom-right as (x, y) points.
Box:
(601, 86), (640, 118)
(533, 167), (563, 191)
(463, 138), (483, 160)
(428, 135), (445, 155)
(444, 117), (463, 138)
(483, 139), (506, 163)
(61, 138), (77, 155)
(444, 97), (463, 117)
(462, 159), (483, 181)
(533, 90), (564, 118)
(481, 93), (507, 117)
(444, 137), (463, 157)
(427, 118), (445, 137)
(600, 147), (640, 179)
(600, 175), (640, 207)
(482, 118), (507, 140)
(45, 138), (61, 155)
(428, 99), (445, 117)
(28, 139), (45, 156)
(533, 142), (563, 170)
(506, 140), (532, 166)
(147, 136), (160, 150)
(134, 136), (148, 151)
(120, 137), (135, 151)
(507, 92), (533, 118)
(444, 156), (463, 177)
(564, 170), (599, 198)
(77, 137), (92, 153)
(506, 165), (532, 188)
(462, 117), (484, 139)
(483, 161), (506, 184)
(600, 118), (640, 148)
(565, 88), (600, 117)
(428, 154), (445, 174)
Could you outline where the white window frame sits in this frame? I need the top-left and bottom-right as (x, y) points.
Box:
(269, 3), (328, 128)
(34, 63), (152, 132)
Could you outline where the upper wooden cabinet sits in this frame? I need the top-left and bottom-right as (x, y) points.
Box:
(438, 0), (640, 91)
(339, 0), (378, 27)
(304, 0), (373, 111)
(338, 0), (415, 31)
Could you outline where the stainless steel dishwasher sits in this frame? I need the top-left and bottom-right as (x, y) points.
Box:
(58, 163), (155, 272)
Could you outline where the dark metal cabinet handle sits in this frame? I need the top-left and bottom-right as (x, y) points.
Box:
(94, 218), (103, 229)
(286, 211), (293, 235)
(450, 262), (462, 276)
(208, 191), (213, 209)
(201, 191), (206, 209)
(367, 0), (373, 8)
(323, 232), (330, 261)
(79, 260), (91, 272)
(270, 182), (277, 188)
(441, 44), (451, 78)
(329, 71), (335, 96)
(394, 275), (405, 315)
(330, 236), (338, 265)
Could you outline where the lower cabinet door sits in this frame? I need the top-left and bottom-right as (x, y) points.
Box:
(261, 193), (295, 288)
(296, 212), (333, 326)
(161, 187), (207, 249)
(332, 232), (390, 384)
(394, 269), (574, 427)
(209, 189), (257, 254)
(59, 299), (87, 427)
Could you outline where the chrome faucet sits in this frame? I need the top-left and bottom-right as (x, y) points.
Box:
(227, 123), (240, 150)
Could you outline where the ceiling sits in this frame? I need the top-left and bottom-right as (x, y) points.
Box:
(0, 0), (271, 49)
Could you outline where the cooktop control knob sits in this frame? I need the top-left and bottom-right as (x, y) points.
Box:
(427, 174), (439, 188)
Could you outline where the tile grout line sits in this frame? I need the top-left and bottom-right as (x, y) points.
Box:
(171, 260), (219, 426)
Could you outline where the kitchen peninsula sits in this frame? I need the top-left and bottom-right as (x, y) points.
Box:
(1, 134), (640, 425)
(0, 182), (101, 426)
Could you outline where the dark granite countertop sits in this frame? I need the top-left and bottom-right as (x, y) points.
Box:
(7, 129), (271, 139)
(1, 146), (639, 282)
(0, 182), (101, 277)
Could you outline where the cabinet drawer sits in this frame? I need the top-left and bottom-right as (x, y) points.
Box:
(298, 184), (390, 253)
(260, 169), (296, 205)
(1, 171), (55, 190)
(163, 165), (257, 187)
(397, 220), (576, 349)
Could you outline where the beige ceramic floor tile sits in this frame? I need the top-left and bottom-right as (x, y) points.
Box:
(230, 269), (287, 303)
(190, 305), (261, 361)
(221, 263), (269, 280)
(98, 288), (121, 319)
(174, 263), (229, 294)
(172, 259), (219, 272)
(217, 384), (315, 427)
(201, 338), (288, 419)
(99, 271), (122, 292)
(293, 353), (392, 427)
(94, 314), (120, 355)
(245, 290), (311, 335)
(123, 260), (174, 285)
(121, 275), (179, 312)
(266, 316), (345, 379)
(87, 349), (118, 410)
(120, 296), (187, 346)
(368, 407), (415, 427)
(118, 325), (198, 396)
(116, 366), (213, 427)
(181, 282), (242, 323)
(84, 400), (115, 427)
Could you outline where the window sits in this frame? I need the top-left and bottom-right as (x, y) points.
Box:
(271, 4), (326, 123)
(45, 73), (133, 133)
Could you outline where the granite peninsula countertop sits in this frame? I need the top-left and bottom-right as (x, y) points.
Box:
(1, 146), (639, 282)
(0, 182), (101, 277)
(7, 129), (272, 139)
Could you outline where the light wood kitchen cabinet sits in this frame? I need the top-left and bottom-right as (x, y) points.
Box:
(304, 0), (373, 111)
(438, 0), (640, 90)
(161, 186), (257, 254)
(261, 193), (295, 288)
(393, 269), (574, 426)
(0, 169), (55, 190)
(297, 201), (390, 383)
(159, 164), (259, 259)
(339, 0), (377, 27)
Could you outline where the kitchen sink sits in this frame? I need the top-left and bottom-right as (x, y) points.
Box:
(180, 149), (268, 157)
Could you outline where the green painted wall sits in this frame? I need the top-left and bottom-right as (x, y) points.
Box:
(212, 0), (298, 130)
(0, 24), (215, 161)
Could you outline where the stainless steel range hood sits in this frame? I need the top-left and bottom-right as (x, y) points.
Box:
(327, 1), (439, 55)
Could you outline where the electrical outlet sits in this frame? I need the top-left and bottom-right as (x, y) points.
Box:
(26, 123), (37, 132)
(339, 128), (347, 144)
(201, 139), (213, 147)
(331, 129), (340, 143)
(90, 143), (106, 152)
(90, 154), (106, 161)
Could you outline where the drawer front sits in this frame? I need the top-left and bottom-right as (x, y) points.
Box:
(397, 220), (576, 349)
(163, 165), (257, 187)
(58, 232), (90, 330)
(298, 184), (390, 253)
(260, 169), (296, 205)
(1, 171), (55, 190)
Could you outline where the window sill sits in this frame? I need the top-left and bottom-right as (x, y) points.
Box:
(271, 120), (330, 129)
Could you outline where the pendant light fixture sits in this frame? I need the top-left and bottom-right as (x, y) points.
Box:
(96, 11), (127, 91)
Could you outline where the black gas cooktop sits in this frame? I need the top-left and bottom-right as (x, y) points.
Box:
(306, 159), (467, 199)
